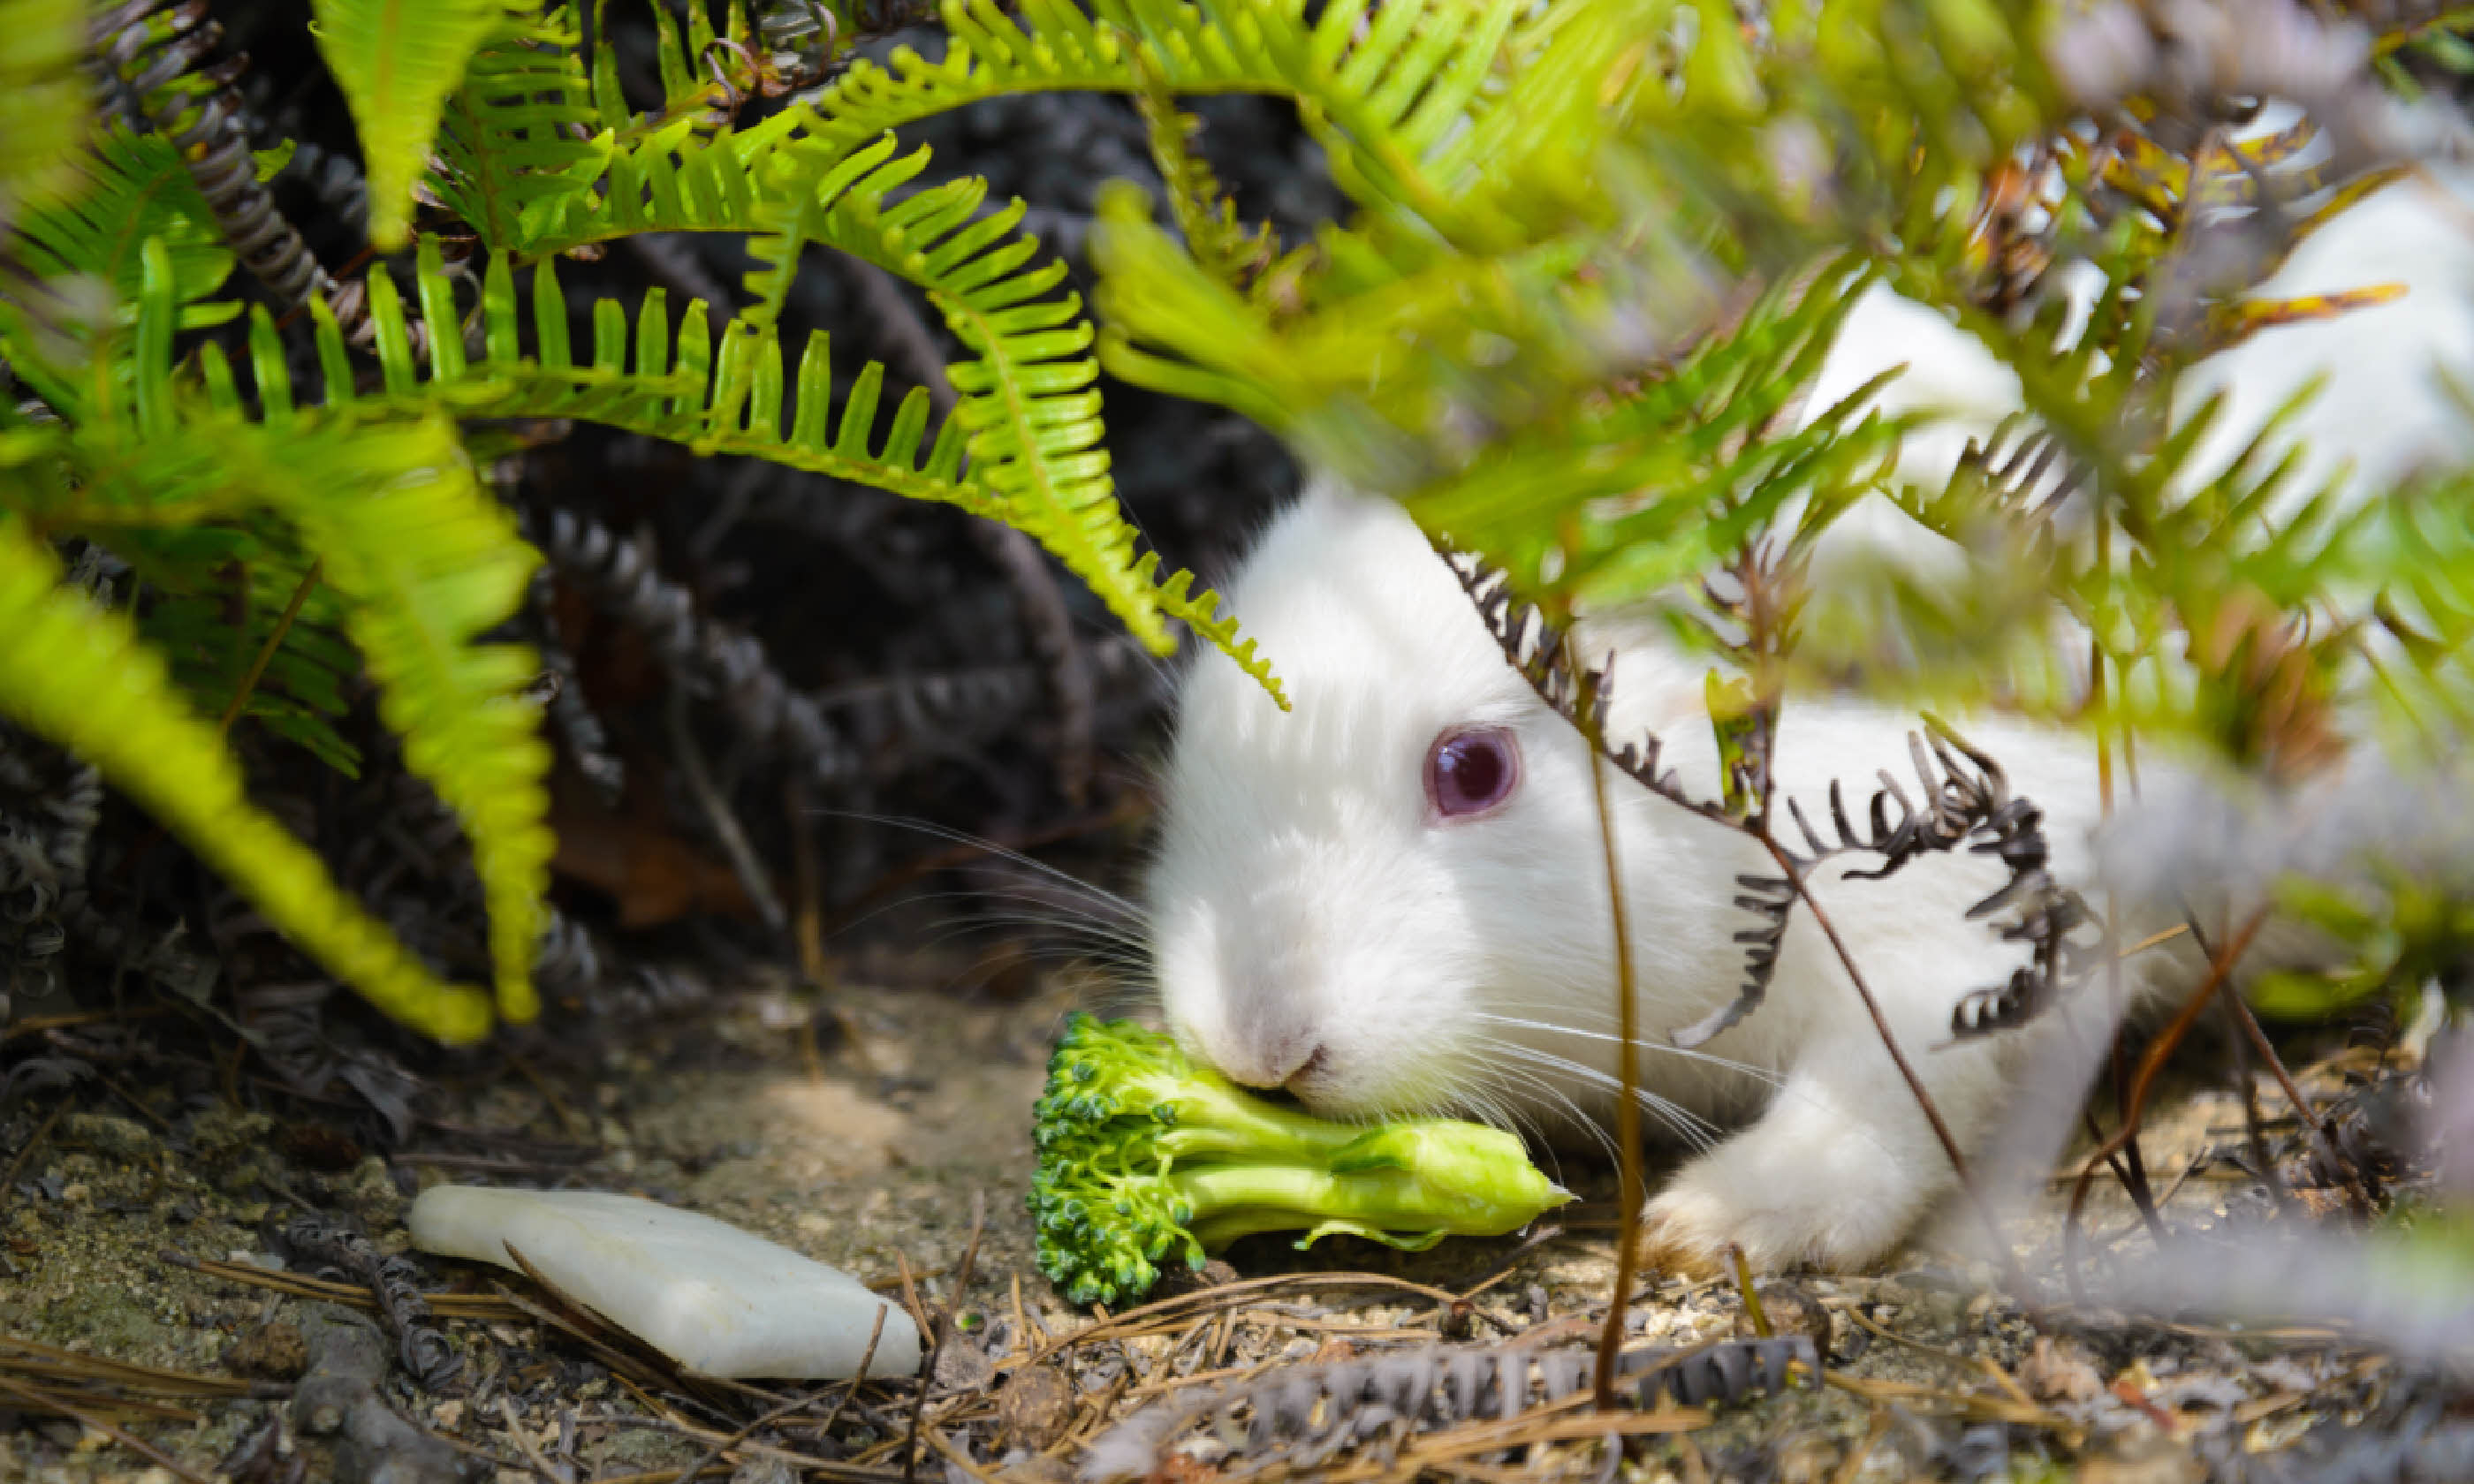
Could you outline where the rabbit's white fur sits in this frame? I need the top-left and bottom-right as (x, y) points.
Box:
(1144, 168), (2474, 1271)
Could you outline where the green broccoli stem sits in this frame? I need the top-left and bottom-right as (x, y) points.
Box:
(1146, 1074), (1385, 1163)
(1169, 1157), (1543, 1252)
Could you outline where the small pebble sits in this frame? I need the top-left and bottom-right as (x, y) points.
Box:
(998, 1365), (1076, 1451)
(1733, 1283), (1831, 1352)
(2022, 1335), (2106, 1404)
(936, 1331), (996, 1390)
(225, 1321), (309, 1380)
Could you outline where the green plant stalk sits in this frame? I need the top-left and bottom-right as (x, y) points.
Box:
(1174, 1140), (1564, 1251)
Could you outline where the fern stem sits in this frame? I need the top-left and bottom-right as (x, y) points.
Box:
(216, 559), (322, 741)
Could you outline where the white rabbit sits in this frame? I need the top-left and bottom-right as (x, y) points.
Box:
(1142, 169), (2474, 1270)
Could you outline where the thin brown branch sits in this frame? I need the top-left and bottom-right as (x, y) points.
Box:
(2065, 908), (2273, 1240)
(0, 1372), (213, 1483)
(0, 1005), (177, 1043)
(670, 1346), (867, 1484)
(896, 1252), (933, 1484)
(1025, 1272), (1475, 1367)
(1590, 746), (1648, 1409)
(812, 1307), (888, 1439)
(953, 1190), (987, 1298)
(589, 1407), (904, 1482)
(0, 1333), (267, 1397)
(497, 1395), (574, 1483)
(922, 1429), (1006, 1483)
(786, 773), (830, 995)
(0, 1374), (201, 1424)
(167, 1249), (520, 1321)
(2221, 974), (2293, 1215)
(0, 1103), (63, 1220)
(667, 687), (786, 932)
(216, 559), (321, 739)
(1729, 1246), (1771, 1337)
(1753, 851), (1966, 1176)
(2090, 617), (2158, 1222)
(1755, 837), (2035, 1295)
(2196, 919), (2375, 1216)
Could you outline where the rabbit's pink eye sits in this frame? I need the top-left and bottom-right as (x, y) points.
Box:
(1425, 726), (1520, 819)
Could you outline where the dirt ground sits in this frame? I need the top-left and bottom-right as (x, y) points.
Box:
(0, 956), (2447, 1484)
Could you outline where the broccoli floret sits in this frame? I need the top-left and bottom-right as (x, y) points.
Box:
(1029, 1013), (1571, 1306)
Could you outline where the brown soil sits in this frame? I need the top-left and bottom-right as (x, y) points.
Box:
(0, 965), (2431, 1484)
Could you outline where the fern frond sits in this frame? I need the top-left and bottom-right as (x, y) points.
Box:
(514, 120), (782, 255)
(1132, 66), (1295, 297)
(777, 0), (1530, 249)
(430, 2), (792, 257)
(1, 127), (239, 423)
(937, 279), (1170, 650)
(310, 0), (518, 249)
(307, 239), (983, 515)
(10, 128), (235, 309)
(751, 131), (1235, 658)
(262, 412), (553, 1024)
(1095, 182), (1734, 515)
(638, 0), (741, 121)
(2362, 474), (2474, 735)
(420, 3), (1282, 679)
(111, 522), (364, 775)
(0, 505), (494, 1042)
(74, 398), (556, 1026)
(1143, 556), (1286, 706)
(27, 241), (558, 1029)
(1407, 268), (1890, 609)
(451, 243), (1273, 685)
(431, 9), (607, 251)
(163, 234), (975, 521)
(783, 0), (1146, 162)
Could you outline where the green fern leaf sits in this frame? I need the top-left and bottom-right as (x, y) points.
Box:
(510, 118), (777, 254)
(1, 129), (239, 424)
(429, 2), (801, 258)
(431, 9), (608, 250)
(0, 505), (494, 1042)
(745, 135), (1197, 655)
(778, 0), (1528, 248)
(11, 128), (234, 307)
(392, 239), (1259, 685)
(1131, 69), (1297, 298)
(421, 3), (1281, 685)
(937, 282), (1173, 653)
(310, 0), (518, 250)
(27, 240), (559, 1032)
(1142, 554), (1286, 706)
(111, 521), (365, 776)
(370, 241), (983, 511)
(421, 0), (816, 260)
(267, 413), (552, 1025)
(80, 397), (557, 1026)
(785, 0), (1133, 163)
